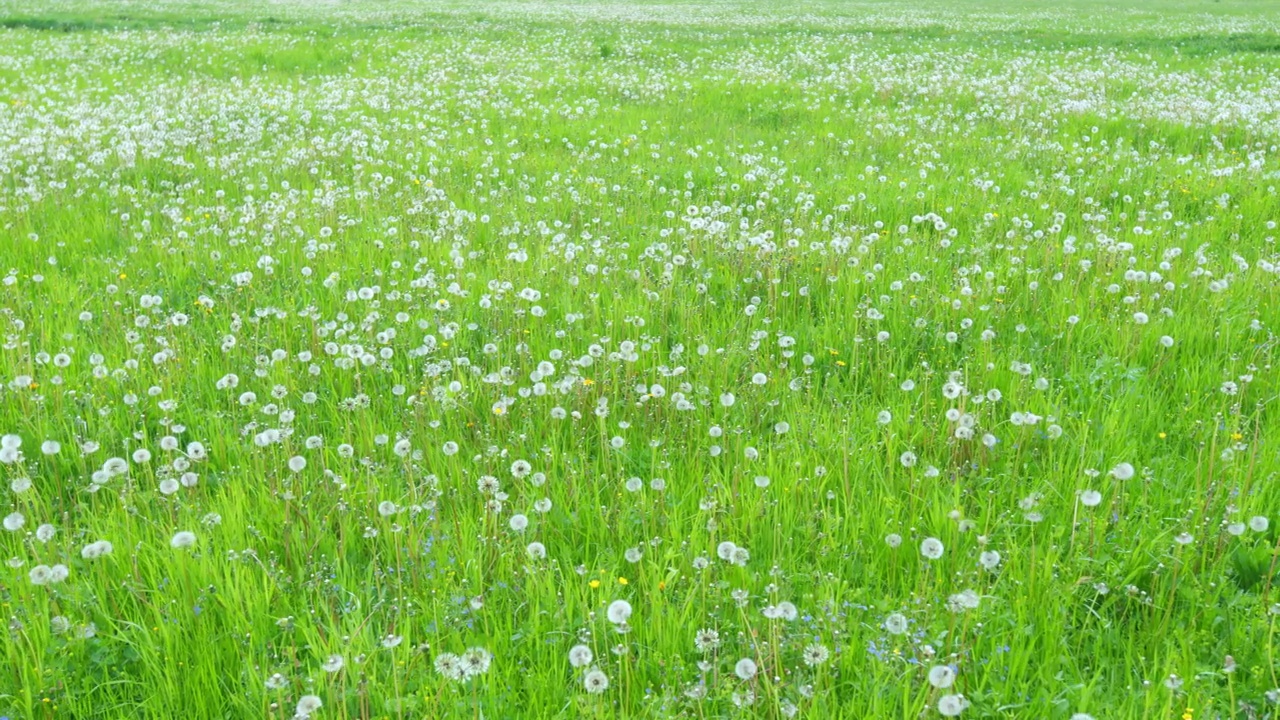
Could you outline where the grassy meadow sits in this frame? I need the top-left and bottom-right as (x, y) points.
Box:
(1, 0), (1280, 717)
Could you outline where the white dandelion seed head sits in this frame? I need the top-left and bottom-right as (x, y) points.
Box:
(29, 564), (52, 585)
(3, 512), (25, 532)
(920, 537), (944, 560)
(1110, 462), (1135, 480)
(884, 613), (909, 635)
(583, 668), (609, 694)
(568, 644), (594, 668)
(978, 550), (1001, 571)
(606, 599), (632, 624)
(928, 665), (956, 689)
(717, 541), (738, 560)
(937, 693), (969, 717)
(295, 694), (322, 717)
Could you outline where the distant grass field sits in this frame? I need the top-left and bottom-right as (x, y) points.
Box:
(1, 0), (1279, 718)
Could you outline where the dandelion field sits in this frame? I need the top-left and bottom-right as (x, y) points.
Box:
(2, 0), (1280, 717)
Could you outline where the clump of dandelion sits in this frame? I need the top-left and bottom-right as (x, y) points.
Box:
(435, 653), (464, 681)
(947, 589), (981, 613)
(30, 564), (69, 585)
(265, 673), (288, 690)
(460, 647), (492, 679)
(81, 540), (113, 559)
(766, 601), (797, 621)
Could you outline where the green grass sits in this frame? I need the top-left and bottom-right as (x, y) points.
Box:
(1, 0), (1279, 718)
